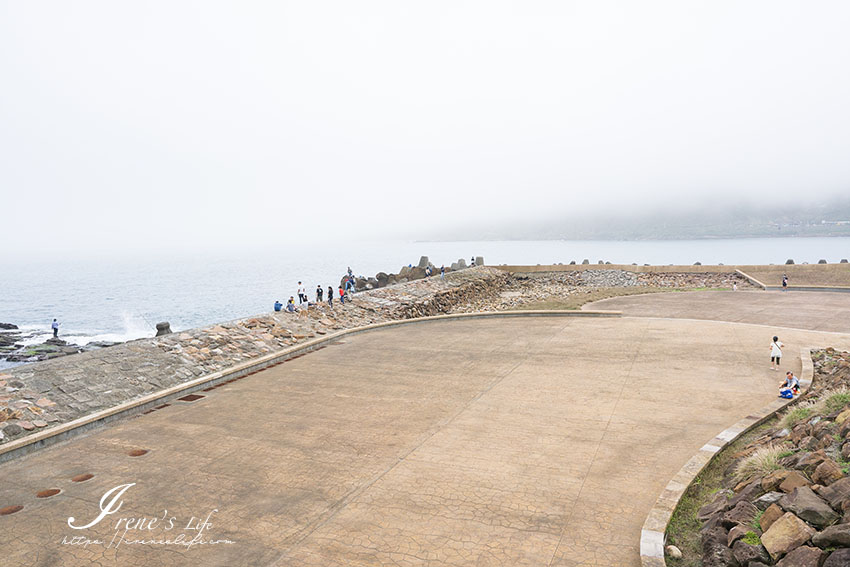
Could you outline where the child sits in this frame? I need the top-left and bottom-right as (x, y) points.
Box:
(770, 336), (784, 370)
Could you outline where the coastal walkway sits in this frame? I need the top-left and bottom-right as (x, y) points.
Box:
(584, 289), (850, 333)
(2, 307), (850, 566)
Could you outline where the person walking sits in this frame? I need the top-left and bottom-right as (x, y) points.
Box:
(316, 285), (323, 303)
(770, 336), (784, 370)
(338, 285), (346, 304)
(51, 318), (59, 338)
(782, 274), (788, 292)
(327, 286), (334, 307)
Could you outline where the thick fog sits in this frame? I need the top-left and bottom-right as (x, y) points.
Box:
(2, 2), (849, 256)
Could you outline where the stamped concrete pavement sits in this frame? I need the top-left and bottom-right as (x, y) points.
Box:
(585, 289), (850, 333)
(1, 313), (849, 567)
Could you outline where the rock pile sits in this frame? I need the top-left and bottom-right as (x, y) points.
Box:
(343, 255), (485, 291)
(694, 348), (850, 566)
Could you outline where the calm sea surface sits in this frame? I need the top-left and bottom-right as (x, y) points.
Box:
(2, 238), (849, 347)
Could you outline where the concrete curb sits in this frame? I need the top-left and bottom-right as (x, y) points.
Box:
(735, 269), (850, 292)
(735, 269), (767, 289)
(639, 347), (815, 566)
(0, 309), (620, 464)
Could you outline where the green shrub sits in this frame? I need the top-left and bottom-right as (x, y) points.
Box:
(742, 531), (761, 545)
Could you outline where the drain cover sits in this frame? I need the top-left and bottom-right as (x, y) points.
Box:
(178, 394), (205, 402)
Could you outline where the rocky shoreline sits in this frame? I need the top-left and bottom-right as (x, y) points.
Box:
(0, 324), (118, 366)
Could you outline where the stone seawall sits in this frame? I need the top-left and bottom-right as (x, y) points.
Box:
(0, 267), (509, 447)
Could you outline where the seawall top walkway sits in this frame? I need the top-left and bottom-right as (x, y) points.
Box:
(585, 289), (850, 333)
(2, 306), (850, 566)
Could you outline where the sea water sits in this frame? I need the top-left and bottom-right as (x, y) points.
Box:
(1, 237), (848, 347)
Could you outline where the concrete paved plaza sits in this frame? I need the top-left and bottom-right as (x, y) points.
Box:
(2, 297), (850, 566)
(586, 289), (850, 333)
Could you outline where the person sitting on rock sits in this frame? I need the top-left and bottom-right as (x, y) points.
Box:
(286, 297), (297, 313)
(780, 371), (800, 397)
(274, 300), (283, 312)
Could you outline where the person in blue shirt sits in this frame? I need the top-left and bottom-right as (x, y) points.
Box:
(286, 297), (297, 312)
(51, 319), (59, 337)
(274, 300), (283, 312)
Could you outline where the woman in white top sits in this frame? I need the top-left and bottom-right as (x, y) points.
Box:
(770, 336), (784, 370)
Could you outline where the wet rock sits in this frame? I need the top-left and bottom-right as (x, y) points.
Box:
(155, 322), (172, 336)
(0, 323), (18, 330)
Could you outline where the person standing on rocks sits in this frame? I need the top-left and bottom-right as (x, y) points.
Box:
(297, 281), (306, 304)
(316, 285), (323, 303)
(339, 285), (346, 304)
(51, 318), (59, 338)
(770, 336), (784, 370)
(441, 265), (445, 279)
(327, 286), (334, 307)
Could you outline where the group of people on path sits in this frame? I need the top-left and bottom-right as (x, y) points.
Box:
(274, 268), (356, 314)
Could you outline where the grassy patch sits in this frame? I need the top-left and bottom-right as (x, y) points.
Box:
(666, 420), (777, 566)
(733, 444), (786, 484)
(742, 531), (761, 545)
(821, 388), (850, 414)
(784, 405), (815, 428)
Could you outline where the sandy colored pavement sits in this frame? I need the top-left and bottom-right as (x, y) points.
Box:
(585, 289), (850, 333)
(2, 312), (850, 567)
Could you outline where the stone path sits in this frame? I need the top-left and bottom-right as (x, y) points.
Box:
(2, 313), (849, 566)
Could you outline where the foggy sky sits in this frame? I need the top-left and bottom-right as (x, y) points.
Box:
(2, 1), (849, 256)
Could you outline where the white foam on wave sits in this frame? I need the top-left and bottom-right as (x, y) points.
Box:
(4, 312), (158, 348)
